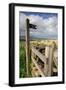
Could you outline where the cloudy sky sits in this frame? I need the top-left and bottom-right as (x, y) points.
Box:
(19, 11), (58, 39)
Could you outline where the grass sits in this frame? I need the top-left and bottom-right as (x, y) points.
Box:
(19, 41), (32, 78)
(19, 41), (26, 78)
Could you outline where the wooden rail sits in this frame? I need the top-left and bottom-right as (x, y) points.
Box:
(32, 57), (45, 77)
(31, 46), (58, 77)
(31, 47), (46, 64)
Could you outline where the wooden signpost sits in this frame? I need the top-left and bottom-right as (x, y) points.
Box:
(26, 19), (30, 77)
(26, 18), (37, 77)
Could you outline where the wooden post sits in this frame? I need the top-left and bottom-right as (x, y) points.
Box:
(26, 19), (30, 77)
(47, 46), (53, 76)
(44, 46), (49, 76)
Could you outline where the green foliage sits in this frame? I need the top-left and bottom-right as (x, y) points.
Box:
(19, 41), (32, 78)
(19, 41), (26, 78)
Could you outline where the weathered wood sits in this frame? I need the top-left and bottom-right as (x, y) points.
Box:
(44, 46), (50, 76)
(31, 47), (46, 63)
(31, 46), (56, 77)
(47, 47), (53, 76)
(45, 46), (49, 58)
(32, 57), (45, 77)
(26, 19), (30, 77)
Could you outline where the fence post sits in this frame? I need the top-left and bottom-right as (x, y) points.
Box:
(47, 46), (53, 76)
(44, 46), (49, 76)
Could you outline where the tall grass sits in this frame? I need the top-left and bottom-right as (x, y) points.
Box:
(19, 41), (32, 78)
(19, 41), (26, 78)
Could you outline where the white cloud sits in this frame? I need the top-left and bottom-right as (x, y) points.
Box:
(19, 13), (58, 39)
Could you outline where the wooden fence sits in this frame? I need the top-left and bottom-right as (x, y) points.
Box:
(31, 46), (57, 77)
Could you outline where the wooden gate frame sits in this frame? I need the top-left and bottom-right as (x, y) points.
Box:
(31, 46), (54, 77)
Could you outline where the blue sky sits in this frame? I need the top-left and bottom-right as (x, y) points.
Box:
(20, 12), (57, 19)
(19, 11), (58, 39)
